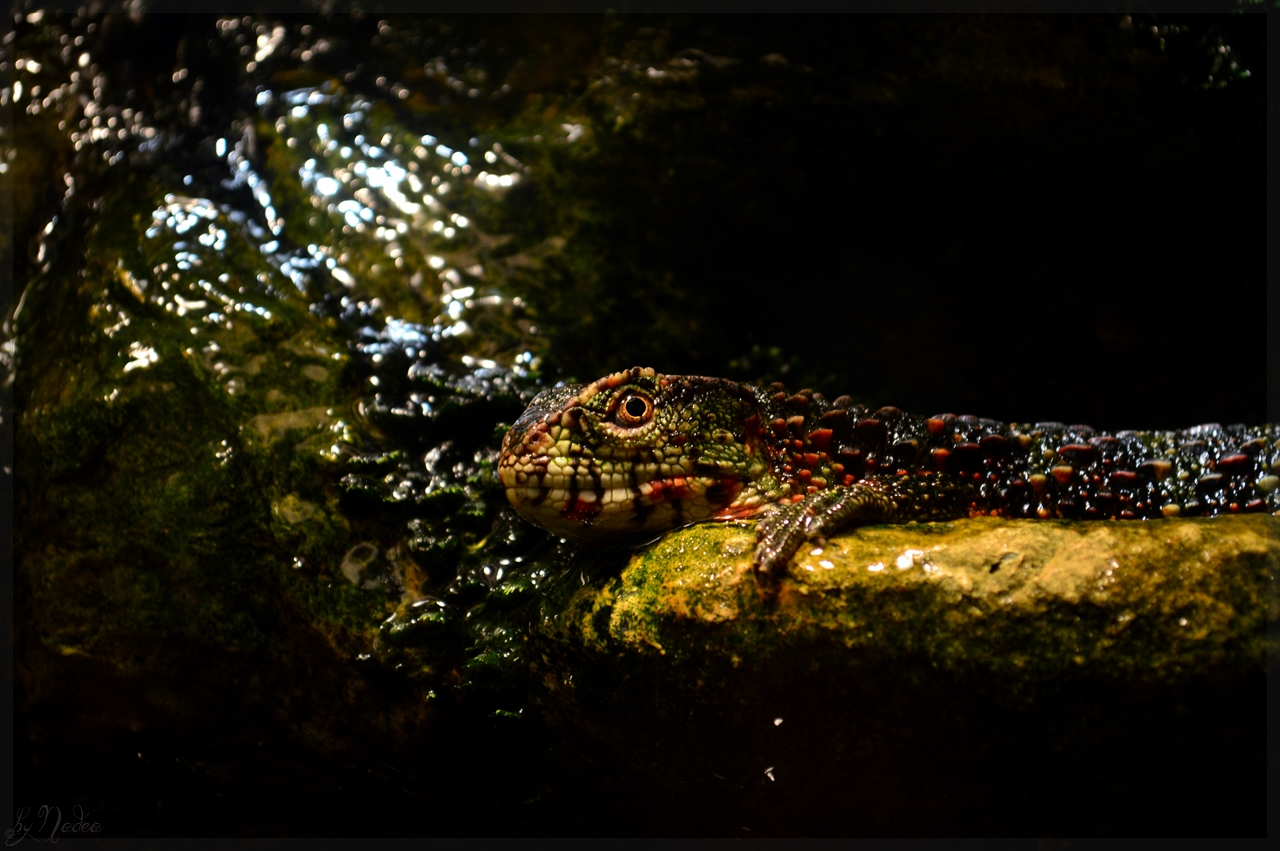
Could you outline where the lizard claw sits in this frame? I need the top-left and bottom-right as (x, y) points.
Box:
(750, 481), (902, 588)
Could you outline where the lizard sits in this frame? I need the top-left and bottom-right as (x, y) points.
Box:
(497, 367), (1280, 585)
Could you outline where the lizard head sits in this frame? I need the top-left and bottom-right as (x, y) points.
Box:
(498, 366), (779, 541)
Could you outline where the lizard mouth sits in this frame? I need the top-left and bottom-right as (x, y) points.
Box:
(498, 451), (738, 540)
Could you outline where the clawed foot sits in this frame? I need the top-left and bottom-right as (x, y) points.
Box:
(747, 475), (976, 595)
(750, 483), (897, 592)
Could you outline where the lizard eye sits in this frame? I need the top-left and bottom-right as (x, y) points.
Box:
(615, 392), (654, 427)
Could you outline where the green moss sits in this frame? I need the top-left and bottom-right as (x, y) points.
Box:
(543, 516), (1275, 680)
(16, 157), (391, 677)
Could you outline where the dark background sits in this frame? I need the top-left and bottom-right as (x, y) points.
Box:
(491, 12), (1269, 432)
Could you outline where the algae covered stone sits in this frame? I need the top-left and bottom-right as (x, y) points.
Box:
(532, 515), (1274, 834)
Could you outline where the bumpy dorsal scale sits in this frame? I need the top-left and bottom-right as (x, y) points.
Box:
(498, 367), (1280, 584)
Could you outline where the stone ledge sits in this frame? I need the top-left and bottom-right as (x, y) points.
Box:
(530, 515), (1276, 834)
(544, 515), (1276, 677)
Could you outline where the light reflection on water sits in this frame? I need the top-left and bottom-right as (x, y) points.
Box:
(103, 81), (536, 410)
(4, 16), (552, 638)
(12, 11), (537, 381)
(248, 80), (529, 352)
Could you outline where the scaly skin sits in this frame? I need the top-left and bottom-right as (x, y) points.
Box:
(498, 367), (1280, 584)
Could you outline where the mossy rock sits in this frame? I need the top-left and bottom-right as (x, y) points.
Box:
(531, 515), (1275, 835)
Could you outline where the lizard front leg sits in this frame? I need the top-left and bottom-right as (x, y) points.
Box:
(751, 475), (976, 584)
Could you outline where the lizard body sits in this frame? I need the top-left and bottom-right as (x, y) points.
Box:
(498, 367), (1279, 581)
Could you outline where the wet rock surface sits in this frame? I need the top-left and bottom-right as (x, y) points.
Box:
(532, 516), (1275, 835)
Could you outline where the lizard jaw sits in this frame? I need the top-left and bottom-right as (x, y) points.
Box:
(500, 452), (743, 541)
